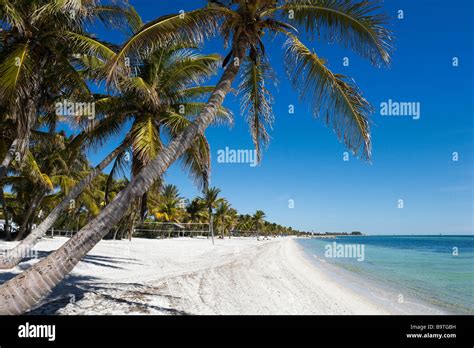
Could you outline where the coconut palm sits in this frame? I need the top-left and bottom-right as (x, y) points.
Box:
(99, 44), (232, 221)
(253, 210), (266, 238)
(215, 199), (232, 239)
(150, 184), (186, 238)
(201, 187), (224, 244)
(0, 0), (139, 264)
(0, 41), (230, 268)
(0, 0), (141, 179)
(0, 0), (393, 314)
(225, 207), (239, 239)
(0, 122), (129, 267)
(186, 198), (208, 223)
(2, 131), (100, 239)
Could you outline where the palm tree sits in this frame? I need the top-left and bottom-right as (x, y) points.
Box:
(215, 200), (232, 239)
(186, 198), (208, 223)
(0, 42), (230, 268)
(201, 187), (223, 244)
(226, 208), (239, 239)
(0, 0), (139, 265)
(0, 0), (140, 178)
(0, 0), (393, 314)
(99, 44), (231, 221)
(0, 125), (129, 268)
(151, 185), (185, 238)
(253, 210), (266, 239)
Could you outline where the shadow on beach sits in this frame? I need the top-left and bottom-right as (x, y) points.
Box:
(0, 251), (190, 315)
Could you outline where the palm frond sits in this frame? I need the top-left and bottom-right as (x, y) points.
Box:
(65, 32), (116, 61)
(284, 34), (372, 159)
(94, 5), (143, 34)
(161, 111), (215, 189)
(168, 103), (233, 126)
(175, 86), (217, 102)
(180, 134), (211, 191)
(107, 7), (225, 86)
(277, 0), (394, 66)
(0, 0), (25, 32)
(21, 151), (54, 191)
(105, 150), (129, 204)
(0, 43), (33, 101)
(130, 115), (162, 165)
(239, 55), (275, 163)
(160, 53), (221, 98)
(51, 174), (78, 195)
(120, 76), (160, 105)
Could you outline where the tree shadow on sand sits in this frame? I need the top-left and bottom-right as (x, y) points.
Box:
(0, 251), (190, 315)
(23, 274), (190, 315)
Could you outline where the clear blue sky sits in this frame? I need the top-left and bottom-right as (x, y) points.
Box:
(81, 0), (473, 235)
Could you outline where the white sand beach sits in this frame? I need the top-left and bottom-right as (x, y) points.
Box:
(1, 237), (404, 315)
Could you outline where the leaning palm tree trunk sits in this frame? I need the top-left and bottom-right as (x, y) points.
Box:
(0, 187), (10, 240)
(15, 192), (44, 241)
(0, 140), (18, 180)
(0, 144), (126, 269)
(0, 45), (245, 314)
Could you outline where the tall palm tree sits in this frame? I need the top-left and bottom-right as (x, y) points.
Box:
(201, 187), (223, 244)
(0, 0), (140, 178)
(151, 185), (186, 238)
(0, 123), (129, 268)
(100, 44), (231, 221)
(0, 42), (230, 268)
(226, 207), (239, 239)
(186, 198), (208, 223)
(215, 199), (232, 239)
(0, 0), (393, 314)
(253, 210), (266, 239)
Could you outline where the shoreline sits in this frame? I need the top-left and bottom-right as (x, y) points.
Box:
(0, 236), (447, 314)
(294, 239), (449, 315)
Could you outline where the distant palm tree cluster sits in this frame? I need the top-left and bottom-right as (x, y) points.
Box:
(137, 184), (302, 240)
(0, 0), (392, 314)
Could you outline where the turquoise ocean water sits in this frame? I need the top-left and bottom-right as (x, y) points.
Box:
(297, 236), (474, 314)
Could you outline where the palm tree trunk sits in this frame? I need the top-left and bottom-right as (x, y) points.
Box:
(0, 42), (246, 314)
(139, 193), (147, 221)
(15, 192), (44, 241)
(209, 211), (215, 245)
(0, 140), (18, 180)
(0, 187), (10, 240)
(220, 219), (224, 240)
(0, 144), (126, 269)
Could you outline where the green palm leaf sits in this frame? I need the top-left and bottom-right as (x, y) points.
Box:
(0, 43), (33, 100)
(284, 34), (372, 159)
(275, 0), (393, 66)
(65, 32), (116, 61)
(22, 151), (54, 191)
(130, 115), (162, 165)
(0, 0), (25, 32)
(239, 55), (275, 163)
(94, 5), (143, 34)
(107, 8), (225, 85)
